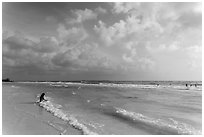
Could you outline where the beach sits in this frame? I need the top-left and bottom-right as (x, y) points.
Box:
(2, 81), (202, 135)
(2, 2), (202, 135)
(2, 83), (81, 135)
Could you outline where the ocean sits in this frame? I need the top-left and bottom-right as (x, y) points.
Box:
(3, 81), (202, 135)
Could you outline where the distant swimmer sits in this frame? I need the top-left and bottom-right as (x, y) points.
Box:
(39, 92), (47, 102)
(186, 84), (188, 87)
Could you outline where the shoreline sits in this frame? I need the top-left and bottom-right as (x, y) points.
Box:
(2, 84), (81, 135)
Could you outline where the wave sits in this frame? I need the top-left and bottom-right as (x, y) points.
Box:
(114, 107), (201, 135)
(48, 82), (202, 91)
(18, 80), (200, 91)
(37, 98), (97, 135)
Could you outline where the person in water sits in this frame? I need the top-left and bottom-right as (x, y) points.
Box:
(39, 92), (47, 102)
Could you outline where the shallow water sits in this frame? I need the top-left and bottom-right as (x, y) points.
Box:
(3, 81), (202, 135)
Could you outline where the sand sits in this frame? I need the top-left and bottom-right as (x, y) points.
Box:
(2, 83), (81, 135)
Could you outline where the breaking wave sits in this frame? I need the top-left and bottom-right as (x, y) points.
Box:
(114, 107), (201, 135)
(37, 97), (97, 135)
(48, 82), (202, 91)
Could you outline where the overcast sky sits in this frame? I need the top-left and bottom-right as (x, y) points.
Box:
(2, 2), (202, 81)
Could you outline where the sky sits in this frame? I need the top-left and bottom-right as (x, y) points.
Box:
(2, 2), (202, 81)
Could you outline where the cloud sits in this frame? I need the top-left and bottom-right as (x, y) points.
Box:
(57, 23), (88, 47)
(3, 24), (119, 74)
(3, 32), (59, 54)
(67, 7), (107, 24)
(122, 54), (134, 63)
(38, 36), (59, 53)
(146, 41), (180, 53)
(94, 3), (163, 46)
(95, 7), (107, 14)
(68, 8), (97, 24)
(112, 2), (141, 14)
(122, 42), (137, 63)
(51, 42), (118, 71)
(185, 45), (202, 69)
(2, 3), (202, 80)
(2, 31), (58, 70)
(94, 2), (201, 73)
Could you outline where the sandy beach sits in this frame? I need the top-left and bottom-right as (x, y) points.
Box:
(2, 83), (81, 135)
(2, 82), (201, 135)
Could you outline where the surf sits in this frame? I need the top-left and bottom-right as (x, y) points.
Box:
(113, 107), (201, 135)
(36, 96), (97, 135)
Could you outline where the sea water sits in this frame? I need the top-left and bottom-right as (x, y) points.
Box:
(9, 81), (203, 134)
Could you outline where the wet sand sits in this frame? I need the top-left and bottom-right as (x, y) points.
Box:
(2, 83), (81, 135)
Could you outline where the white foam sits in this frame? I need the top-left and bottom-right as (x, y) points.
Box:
(115, 107), (201, 135)
(11, 85), (19, 88)
(48, 82), (202, 91)
(38, 99), (97, 135)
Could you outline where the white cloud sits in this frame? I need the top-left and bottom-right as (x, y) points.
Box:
(95, 7), (107, 14)
(94, 3), (163, 46)
(51, 42), (117, 71)
(57, 24), (88, 47)
(112, 2), (141, 14)
(2, 32), (58, 70)
(146, 42), (180, 53)
(122, 54), (134, 63)
(2, 3), (202, 80)
(68, 8), (97, 24)
(2, 29), (119, 73)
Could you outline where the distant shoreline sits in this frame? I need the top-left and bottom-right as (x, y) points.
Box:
(6, 80), (202, 82)
(4, 80), (202, 86)
(2, 78), (13, 82)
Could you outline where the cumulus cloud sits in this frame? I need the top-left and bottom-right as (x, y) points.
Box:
(122, 54), (134, 63)
(112, 2), (141, 14)
(94, 2), (201, 73)
(95, 7), (107, 14)
(67, 7), (107, 24)
(146, 41), (180, 53)
(94, 3), (163, 46)
(3, 24), (119, 75)
(57, 23), (88, 47)
(2, 3), (202, 80)
(2, 31), (58, 71)
(51, 42), (118, 71)
(94, 3), (163, 70)
(122, 42), (137, 63)
(68, 8), (97, 24)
